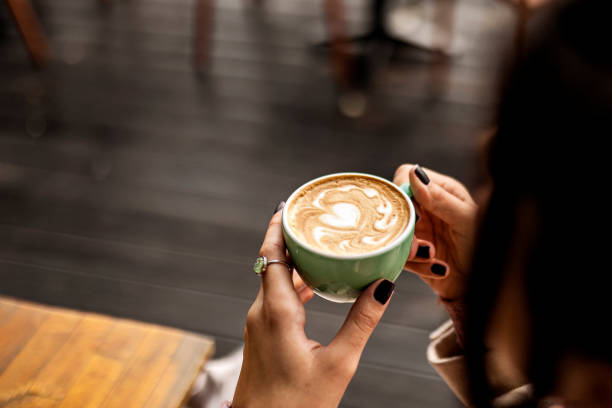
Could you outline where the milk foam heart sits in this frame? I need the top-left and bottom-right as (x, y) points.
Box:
(287, 175), (410, 255)
(320, 203), (360, 228)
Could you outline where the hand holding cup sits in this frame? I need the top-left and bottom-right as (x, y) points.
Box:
(394, 164), (478, 301)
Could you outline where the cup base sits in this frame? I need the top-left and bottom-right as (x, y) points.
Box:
(313, 285), (360, 303)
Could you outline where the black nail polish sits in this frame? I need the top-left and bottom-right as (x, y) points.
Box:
(416, 245), (430, 259)
(431, 263), (447, 276)
(415, 165), (430, 185)
(374, 279), (395, 305)
(274, 201), (285, 214)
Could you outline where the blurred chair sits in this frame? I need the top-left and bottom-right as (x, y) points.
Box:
(324, 0), (456, 91)
(193, 0), (455, 78)
(4, 0), (50, 66)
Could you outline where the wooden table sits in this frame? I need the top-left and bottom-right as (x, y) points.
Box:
(0, 297), (215, 408)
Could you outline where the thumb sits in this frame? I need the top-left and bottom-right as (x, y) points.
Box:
(409, 166), (469, 225)
(327, 279), (394, 361)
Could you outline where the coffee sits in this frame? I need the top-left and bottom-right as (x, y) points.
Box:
(287, 175), (410, 255)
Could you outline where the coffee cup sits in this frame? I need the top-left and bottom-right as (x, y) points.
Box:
(282, 172), (415, 303)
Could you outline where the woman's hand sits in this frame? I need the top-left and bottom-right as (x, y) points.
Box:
(232, 210), (395, 408)
(394, 164), (478, 302)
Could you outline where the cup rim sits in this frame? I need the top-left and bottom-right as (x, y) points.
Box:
(282, 172), (416, 260)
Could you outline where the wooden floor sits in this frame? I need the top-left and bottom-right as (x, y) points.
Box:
(0, 0), (515, 406)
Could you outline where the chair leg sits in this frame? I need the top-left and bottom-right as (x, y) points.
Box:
(6, 0), (51, 66)
(428, 0), (457, 94)
(323, 0), (352, 88)
(435, 0), (456, 54)
(194, 0), (213, 70)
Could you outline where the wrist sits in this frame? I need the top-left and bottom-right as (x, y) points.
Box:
(438, 296), (467, 348)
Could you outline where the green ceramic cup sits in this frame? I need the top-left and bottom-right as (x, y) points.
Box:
(282, 172), (416, 303)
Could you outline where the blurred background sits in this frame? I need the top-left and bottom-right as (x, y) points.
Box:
(1, 0), (526, 406)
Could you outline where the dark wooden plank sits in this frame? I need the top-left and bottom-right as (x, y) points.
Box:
(0, 98), (488, 155)
(0, 162), (274, 234)
(0, 113), (481, 190)
(0, 199), (262, 266)
(0, 132), (477, 215)
(0, 137), (310, 204)
(0, 223), (448, 329)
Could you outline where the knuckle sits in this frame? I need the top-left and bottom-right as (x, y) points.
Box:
(332, 355), (359, 379)
(354, 308), (378, 334)
(457, 181), (469, 193)
(429, 183), (444, 199)
(429, 185), (447, 209)
(268, 217), (282, 228)
(259, 242), (285, 257)
(245, 305), (260, 331)
(445, 179), (470, 200)
(264, 300), (295, 328)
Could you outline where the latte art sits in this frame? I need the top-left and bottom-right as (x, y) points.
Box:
(287, 175), (410, 255)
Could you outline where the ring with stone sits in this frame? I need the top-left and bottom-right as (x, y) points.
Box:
(253, 256), (291, 275)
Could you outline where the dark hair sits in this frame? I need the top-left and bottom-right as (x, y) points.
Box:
(464, 0), (612, 406)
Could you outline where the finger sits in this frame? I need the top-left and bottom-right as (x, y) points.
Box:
(292, 270), (315, 304)
(406, 238), (435, 262)
(292, 270), (307, 292)
(327, 279), (394, 362)
(393, 163), (413, 185)
(297, 284), (315, 304)
(418, 167), (472, 203)
(403, 259), (450, 280)
(259, 212), (297, 303)
(409, 167), (473, 225)
(394, 164), (473, 202)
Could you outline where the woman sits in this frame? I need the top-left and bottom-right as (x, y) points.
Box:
(231, 0), (612, 406)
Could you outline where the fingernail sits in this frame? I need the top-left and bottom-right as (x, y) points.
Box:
(274, 201), (285, 214)
(374, 279), (395, 305)
(415, 165), (430, 185)
(416, 245), (430, 259)
(431, 263), (447, 276)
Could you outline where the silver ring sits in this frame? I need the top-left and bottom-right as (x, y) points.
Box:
(253, 256), (291, 275)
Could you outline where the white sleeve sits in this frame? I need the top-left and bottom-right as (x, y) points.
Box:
(427, 320), (471, 406)
(427, 320), (532, 407)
